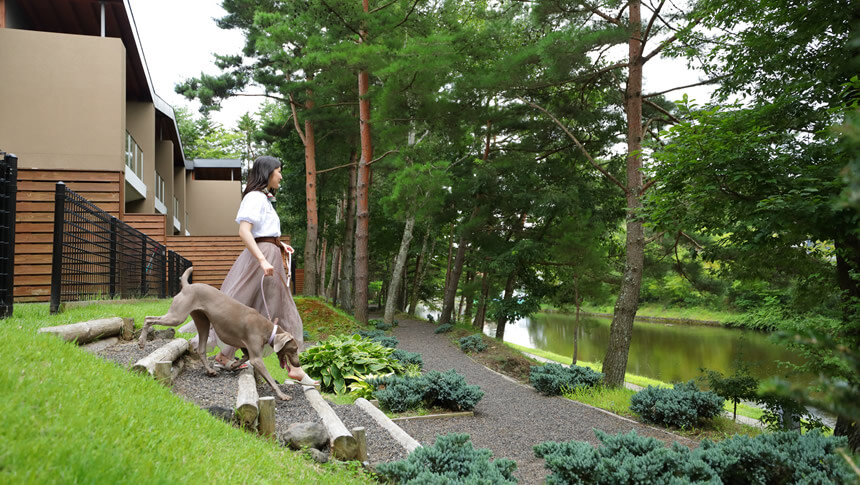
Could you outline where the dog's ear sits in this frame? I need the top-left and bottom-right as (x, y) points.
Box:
(273, 332), (293, 353)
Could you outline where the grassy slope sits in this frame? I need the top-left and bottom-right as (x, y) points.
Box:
(1, 301), (373, 484)
(576, 303), (739, 324)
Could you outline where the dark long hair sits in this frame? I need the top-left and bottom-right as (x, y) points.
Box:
(243, 156), (282, 197)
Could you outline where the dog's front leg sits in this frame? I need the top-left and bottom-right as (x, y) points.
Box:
(249, 357), (291, 401)
(191, 311), (217, 377)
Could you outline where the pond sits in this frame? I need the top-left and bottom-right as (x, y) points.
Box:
(417, 304), (809, 387)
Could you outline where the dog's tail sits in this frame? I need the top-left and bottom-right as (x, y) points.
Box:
(181, 267), (193, 289)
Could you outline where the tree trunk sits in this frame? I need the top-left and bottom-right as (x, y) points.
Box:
(494, 272), (516, 340)
(440, 233), (468, 325)
(463, 271), (475, 323)
(340, 152), (357, 313)
(444, 224), (454, 291)
(408, 227), (433, 315)
(473, 271), (490, 331)
(572, 275), (581, 365)
(834, 416), (860, 452)
(398, 257), (409, 311)
(354, 2), (373, 325)
(384, 215), (415, 325)
(318, 234), (327, 296)
(327, 245), (340, 304)
(602, 0), (645, 388)
(302, 90), (319, 296)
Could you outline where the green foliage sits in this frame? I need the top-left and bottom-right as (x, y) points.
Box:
(376, 433), (517, 484)
(535, 429), (853, 485)
(346, 372), (393, 400)
(630, 381), (724, 429)
(373, 370), (485, 413)
(458, 334), (488, 353)
(301, 335), (403, 394)
(756, 391), (829, 433)
(434, 323), (453, 334)
(371, 319), (393, 331)
(353, 329), (398, 348)
(530, 363), (603, 396)
(701, 366), (759, 421)
(390, 349), (424, 370)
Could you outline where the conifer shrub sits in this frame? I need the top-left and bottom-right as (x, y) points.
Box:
(373, 319), (393, 331)
(529, 363), (604, 396)
(376, 433), (517, 484)
(391, 349), (423, 369)
(372, 370), (485, 412)
(535, 429), (852, 485)
(356, 329), (385, 339)
(434, 323), (453, 334)
(630, 380), (724, 428)
(459, 334), (487, 353)
(372, 335), (399, 348)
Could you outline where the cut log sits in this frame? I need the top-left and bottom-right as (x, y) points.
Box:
(352, 427), (368, 462)
(236, 367), (259, 427)
(155, 361), (172, 386)
(304, 387), (358, 460)
(355, 398), (421, 453)
(38, 317), (124, 344)
(132, 339), (188, 375)
(121, 318), (134, 340)
(258, 396), (275, 438)
(81, 336), (119, 353)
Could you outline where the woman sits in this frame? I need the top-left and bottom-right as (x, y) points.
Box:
(183, 156), (315, 385)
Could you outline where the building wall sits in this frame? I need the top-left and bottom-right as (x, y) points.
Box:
(125, 102), (155, 213)
(173, 165), (186, 235)
(155, 139), (173, 233)
(185, 179), (242, 235)
(0, 28), (126, 171)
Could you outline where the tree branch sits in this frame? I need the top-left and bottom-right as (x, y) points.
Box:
(512, 61), (628, 90)
(370, 0), (398, 13)
(643, 75), (727, 98)
(368, 150), (399, 165)
(317, 162), (356, 174)
(393, 0), (420, 29)
(288, 93), (306, 145)
(640, 178), (658, 195)
(520, 98), (628, 194)
(319, 0), (362, 38)
(641, 0), (666, 46)
(578, 1), (621, 25)
(642, 17), (702, 64)
(643, 98), (681, 124)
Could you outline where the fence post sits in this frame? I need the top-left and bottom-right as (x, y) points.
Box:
(140, 237), (147, 296)
(159, 246), (166, 299)
(168, 250), (176, 296)
(109, 216), (117, 298)
(0, 153), (17, 318)
(49, 182), (66, 314)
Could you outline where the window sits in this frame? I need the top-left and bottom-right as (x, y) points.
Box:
(155, 173), (165, 203)
(125, 132), (143, 179)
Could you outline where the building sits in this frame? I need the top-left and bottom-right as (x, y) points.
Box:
(0, 0), (251, 300)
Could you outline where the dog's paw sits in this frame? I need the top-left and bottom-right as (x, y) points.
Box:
(206, 369), (218, 377)
(277, 393), (292, 401)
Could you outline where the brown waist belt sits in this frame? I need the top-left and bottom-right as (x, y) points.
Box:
(254, 237), (289, 268)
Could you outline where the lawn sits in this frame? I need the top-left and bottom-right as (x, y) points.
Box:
(0, 300), (375, 484)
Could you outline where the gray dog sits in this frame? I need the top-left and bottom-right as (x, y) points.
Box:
(139, 267), (299, 401)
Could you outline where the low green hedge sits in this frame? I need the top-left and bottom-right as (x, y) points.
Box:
(630, 380), (724, 428)
(372, 370), (485, 412)
(376, 433), (517, 484)
(535, 429), (853, 484)
(529, 363), (603, 396)
(459, 334), (487, 353)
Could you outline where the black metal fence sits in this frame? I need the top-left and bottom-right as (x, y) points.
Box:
(167, 250), (192, 297)
(0, 151), (17, 318)
(49, 182), (188, 313)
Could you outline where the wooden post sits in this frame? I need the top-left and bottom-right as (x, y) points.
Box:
(352, 427), (368, 462)
(154, 361), (172, 386)
(132, 338), (188, 375)
(258, 396), (275, 438)
(304, 386), (357, 460)
(355, 398), (421, 453)
(39, 317), (125, 345)
(121, 317), (134, 340)
(236, 367), (259, 428)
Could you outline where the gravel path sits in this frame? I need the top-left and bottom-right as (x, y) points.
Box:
(390, 315), (698, 485)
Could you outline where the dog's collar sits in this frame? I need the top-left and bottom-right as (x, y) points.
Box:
(268, 326), (277, 346)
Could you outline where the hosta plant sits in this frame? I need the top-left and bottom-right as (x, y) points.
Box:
(302, 335), (403, 394)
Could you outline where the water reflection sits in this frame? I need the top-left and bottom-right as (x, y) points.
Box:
(416, 303), (808, 386)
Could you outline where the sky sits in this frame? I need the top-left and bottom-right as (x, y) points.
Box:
(128, 1), (715, 130)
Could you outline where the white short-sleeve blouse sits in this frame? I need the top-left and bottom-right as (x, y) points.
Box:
(235, 191), (280, 238)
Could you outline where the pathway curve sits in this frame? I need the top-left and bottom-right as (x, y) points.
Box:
(390, 315), (698, 484)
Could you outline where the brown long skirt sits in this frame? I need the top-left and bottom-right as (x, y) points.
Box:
(181, 241), (304, 354)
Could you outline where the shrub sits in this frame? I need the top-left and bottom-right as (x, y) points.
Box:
(376, 433), (517, 484)
(459, 334), (487, 353)
(373, 370), (485, 413)
(391, 349), (423, 369)
(356, 329), (385, 339)
(423, 370), (485, 411)
(701, 365), (758, 421)
(530, 363), (603, 396)
(373, 319), (393, 331)
(630, 381), (724, 428)
(372, 336), (398, 348)
(301, 335), (403, 394)
(302, 330), (312, 342)
(427, 314), (435, 323)
(535, 429), (852, 485)
(434, 323), (453, 334)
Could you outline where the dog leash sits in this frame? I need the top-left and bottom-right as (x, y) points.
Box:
(259, 267), (292, 322)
